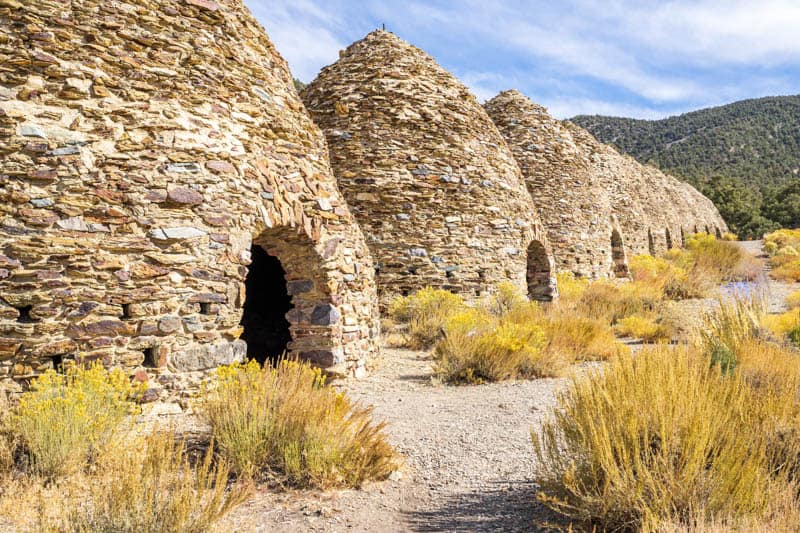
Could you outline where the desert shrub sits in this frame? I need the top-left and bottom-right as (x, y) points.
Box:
(554, 271), (588, 303)
(770, 257), (800, 282)
(699, 292), (765, 358)
(765, 230), (800, 280)
(764, 241), (779, 255)
(541, 310), (628, 362)
(721, 232), (739, 241)
(51, 431), (249, 533)
(201, 359), (397, 488)
(388, 287), (465, 348)
(8, 362), (143, 478)
(762, 308), (800, 338)
(615, 313), (672, 342)
(482, 281), (527, 317)
(686, 233), (754, 281)
(575, 279), (652, 324)
(785, 289), (800, 309)
(764, 229), (800, 254)
(534, 346), (779, 532)
(433, 307), (556, 383)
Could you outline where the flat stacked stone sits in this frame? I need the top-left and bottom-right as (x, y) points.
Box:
(486, 91), (623, 278)
(486, 90), (727, 272)
(302, 31), (557, 305)
(0, 0), (380, 394)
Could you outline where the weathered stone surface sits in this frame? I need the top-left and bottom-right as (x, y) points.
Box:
(486, 91), (728, 276)
(302, 31), (557, 304)
(0, 0), (380, 391)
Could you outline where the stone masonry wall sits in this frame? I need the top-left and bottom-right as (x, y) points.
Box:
(302, 31), (557, 306)
(486, 91), (621, 278)
(486, 90), (727, 275)
(0, 0), (380, 395)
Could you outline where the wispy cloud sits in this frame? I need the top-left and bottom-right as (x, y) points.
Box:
(247, 0), (800, 119)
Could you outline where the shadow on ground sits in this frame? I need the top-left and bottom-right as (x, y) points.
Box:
(404, 481), (569, 532)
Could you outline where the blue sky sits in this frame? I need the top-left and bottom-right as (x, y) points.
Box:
(248, 0), (800, 119)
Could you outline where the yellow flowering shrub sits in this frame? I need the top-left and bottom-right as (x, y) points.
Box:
(201, 359), (398, 488)
(554, 272), (588, 303)
(9, 362), (143, 478)
(388, 287), (465, 348)
(764, 229), (800, 254)
(615, 313), (672, 342)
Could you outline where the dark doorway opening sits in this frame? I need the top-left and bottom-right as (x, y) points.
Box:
(715, 227), (722, 239)
(648, 229), (656, 256)
(665, 228), (673, 249)
(611, 229), (629, 278)
(526, 240), (554, 301)
(240, 245), (293, 364)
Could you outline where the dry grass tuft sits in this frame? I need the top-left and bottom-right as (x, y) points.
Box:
(42, 431), (251, 533)
(201, 359), (398, 488)
(534, 346), (783, 532)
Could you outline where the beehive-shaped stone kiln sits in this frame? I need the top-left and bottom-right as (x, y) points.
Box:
(0, 0), (380, 389)
(302, 31), (556, 304)
(487, 91), (727, 273)
(486, 90), (627, 278)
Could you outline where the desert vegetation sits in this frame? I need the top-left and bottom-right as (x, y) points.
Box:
(764, 228), (800, 281)
(0, 358), (396, 531)
(533, 284), (800, 531)
(388, 233), (760, 384)
(200, 359), (398, 488)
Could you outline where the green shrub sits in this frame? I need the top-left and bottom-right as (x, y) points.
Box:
(708, 339), (737, 374)
(8, 362), (143, 478)
(201, 359), (398, 488)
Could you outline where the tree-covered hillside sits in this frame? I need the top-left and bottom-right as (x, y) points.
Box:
(572, 96), (800, 238)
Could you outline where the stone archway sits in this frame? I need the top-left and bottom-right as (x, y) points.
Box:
(240, 227), (340, 367)
(665, 228), (673, 249)
(526, 240), (555, 301)
(240, 245), (293, 364)
(648, 229), (656, 256)
(611, 228), (629, 278)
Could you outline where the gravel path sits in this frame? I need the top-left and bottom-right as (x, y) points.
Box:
(222, 348), (570, 532)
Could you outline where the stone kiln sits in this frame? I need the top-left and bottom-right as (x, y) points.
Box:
(302, 31), (556, 305)
(486, 91), (727, 276)
(0, 0), (380, 392)
(486, 91), (623, 279)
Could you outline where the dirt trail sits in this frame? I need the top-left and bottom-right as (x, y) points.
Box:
(216, 241), (800, 532)
(223, 348), (568, 532)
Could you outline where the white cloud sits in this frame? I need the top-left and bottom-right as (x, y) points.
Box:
(245, 0), (800, 118)
(246, 0), (346, 81)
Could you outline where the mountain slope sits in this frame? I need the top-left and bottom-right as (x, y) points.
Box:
(572, 95), (800, 237)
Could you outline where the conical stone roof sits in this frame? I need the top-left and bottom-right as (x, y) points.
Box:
(302, 31), (556, 303)
(0, 0), (380, 390)
(486, 90), (727, 274)
(486, 90), (621, 278)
